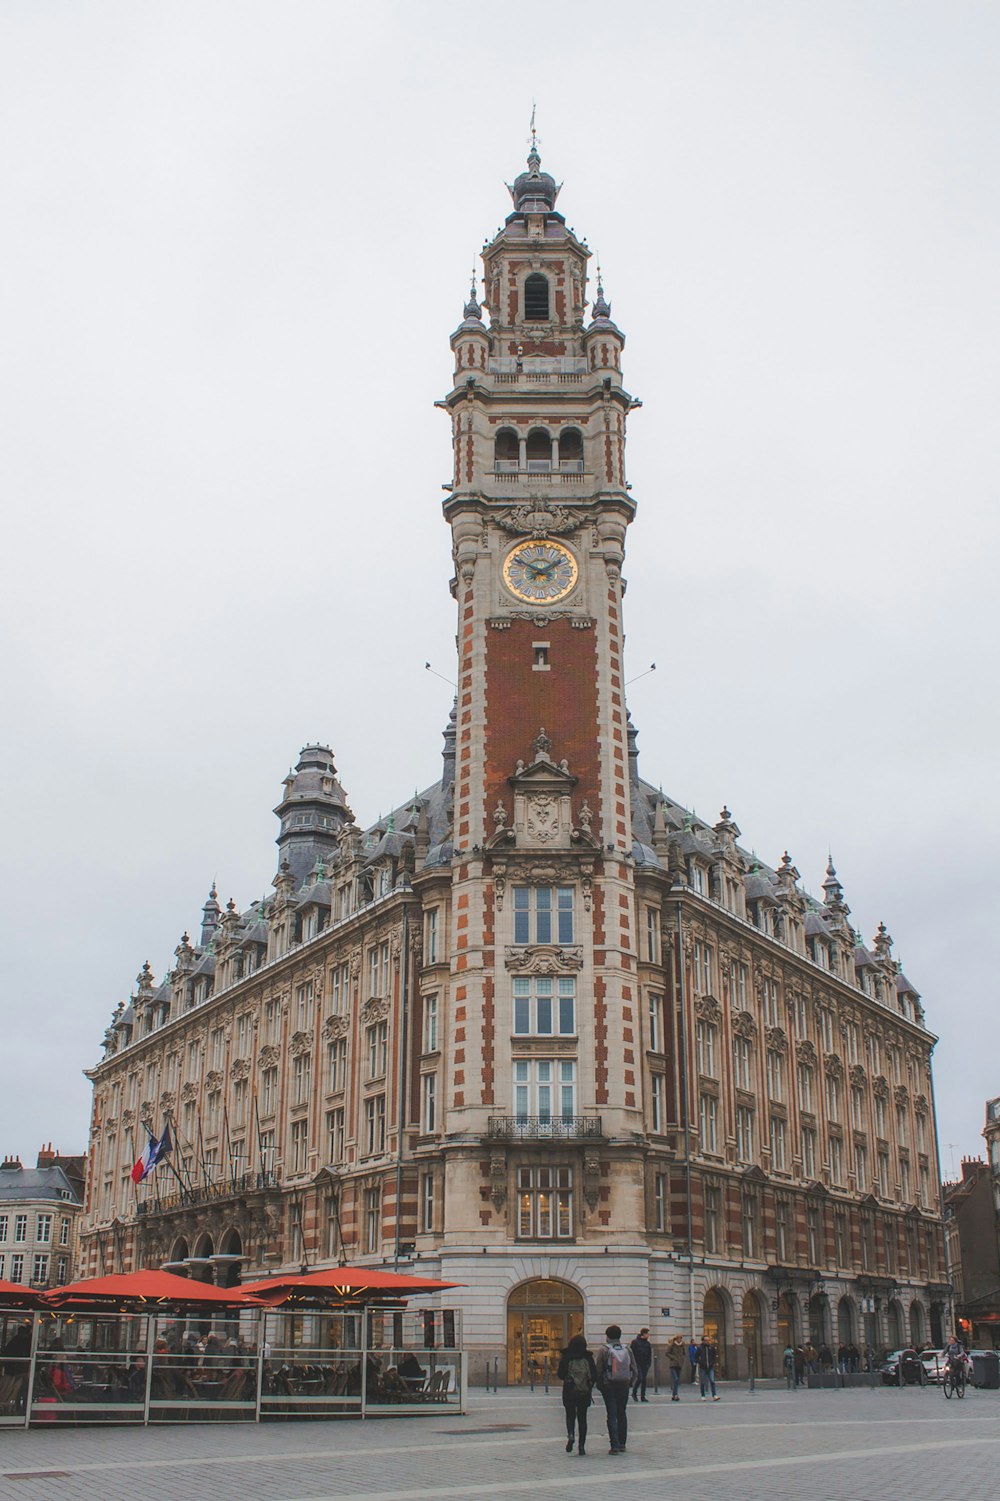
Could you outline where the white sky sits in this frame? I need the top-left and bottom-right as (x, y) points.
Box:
(1, 2), (997, 1180)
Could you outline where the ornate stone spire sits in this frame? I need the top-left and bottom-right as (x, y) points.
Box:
(200, 883), (220, 946)
(463, 264), (482, 322)
(592, 260), (612, 321)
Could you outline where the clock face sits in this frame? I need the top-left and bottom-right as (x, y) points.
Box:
(502, 540), (579, 604)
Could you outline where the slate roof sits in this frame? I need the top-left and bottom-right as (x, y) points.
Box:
(0, 1164), (81, 1207)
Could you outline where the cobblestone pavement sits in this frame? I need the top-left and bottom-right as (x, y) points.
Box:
(2, 1384), (998, 1501)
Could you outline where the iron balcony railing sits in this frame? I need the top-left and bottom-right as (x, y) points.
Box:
(134, 1170), (280, 1217)
(487, 1115), (603, 1141)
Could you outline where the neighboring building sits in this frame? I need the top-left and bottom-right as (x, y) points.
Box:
(943, 1098), (1000, 1349)
(78, 139), (947, 1378)
(0, 1146), (85, 1287)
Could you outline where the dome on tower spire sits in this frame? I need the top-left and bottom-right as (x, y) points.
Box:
(508, 145), (559, 213)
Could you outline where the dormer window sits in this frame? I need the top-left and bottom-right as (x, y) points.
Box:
(524, 273), (549, 320)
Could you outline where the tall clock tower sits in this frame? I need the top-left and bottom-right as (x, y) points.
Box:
(432, 141), (654, 1350)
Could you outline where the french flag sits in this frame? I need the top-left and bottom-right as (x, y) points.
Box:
(131, 1123), (173, 1185)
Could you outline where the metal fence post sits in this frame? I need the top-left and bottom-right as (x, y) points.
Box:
(543, 1357), (549, 1395)
(748, 1352), (755, 1393)
(22, 1312), (41, 1429)
(142, 1314), (155, 1427)
(493, 1356), (499, 1393)
(652, 1355), (659, 1395)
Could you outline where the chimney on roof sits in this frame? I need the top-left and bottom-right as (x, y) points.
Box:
(1, 1155), (23, 1170)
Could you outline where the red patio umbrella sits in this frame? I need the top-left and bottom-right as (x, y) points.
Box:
(240, 1265), (462, 1307)
(0, 1279), (47, 1309)
(43, 1269), (247, 1310)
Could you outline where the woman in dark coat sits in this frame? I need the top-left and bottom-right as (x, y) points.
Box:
(556, 1333), (597, 1456)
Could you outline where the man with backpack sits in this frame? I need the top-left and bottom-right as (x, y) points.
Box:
(630, 1328), (653, 1402)
(557, 1333), (597, 1456)
(595, 1324), (638, 1454)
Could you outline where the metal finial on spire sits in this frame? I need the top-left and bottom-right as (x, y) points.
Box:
(592, 254), (611, 320)
(528, 100), (538, 152)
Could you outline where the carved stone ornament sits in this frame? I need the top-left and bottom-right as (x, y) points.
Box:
(527, 793), (561, 844)
(823, 1052), (843, 1080)
(323, 1014), (349, 1041)
(349, 950), (362, 980)
(258, 1044), (281, 1070)
(732, 1010), (758, 1042)
(489, 1152), (507, 1210)
(121, 1109), (135, 1130)
(362, 997), (389, 1025)
(849, 1064), (868, 1089)
(205, 1070), (224, 1091)
(894, 1085), (910, 1108)
(230, 1058), (250, 1082)
(765, 1026), (788, 1055)
(913, 1092), (929, 1116)
(290, 1030), (314, 1058)
(695, 995), (722, 1024)
(872, 1074), (889, 1101)
(181, 1082), (199, 1103)
(493, 501), (582, 538)
(795, 1040), (818, 1068)
(504, 945), (584, 975)
(139, 1100), (154, 1124)
(583, 1153), (601, 1210)
(159, 1090), (175, 1112)
(103, 1116), (117, 1134)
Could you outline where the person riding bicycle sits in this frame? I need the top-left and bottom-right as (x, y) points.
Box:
(943, 1336), (968, 1381)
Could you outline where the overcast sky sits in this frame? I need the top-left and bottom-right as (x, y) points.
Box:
(1, 2), (997, 1181)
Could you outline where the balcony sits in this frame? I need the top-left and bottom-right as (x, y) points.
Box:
(488, 1115), (603, 1141)
(489, 357), (588, 377)
(134, 1170), (281, 1218)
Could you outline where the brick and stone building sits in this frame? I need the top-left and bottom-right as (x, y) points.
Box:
(943, 1098), (1000, 1349)
(78, 138), (947, 1378)
(0, 1147), (85, 1288)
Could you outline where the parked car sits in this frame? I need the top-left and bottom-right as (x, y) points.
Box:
(878, 1349), (927, 1386)
(920, 1349), (945, 1384)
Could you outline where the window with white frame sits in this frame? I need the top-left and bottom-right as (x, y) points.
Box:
(35, 1214), (52, 1245)
(763, 980), (780, 1027)
(424, 908), (439, 965)
(693, 942), (713, 995)
(801, 1126), (817, 1180)
(807, 1202), (821, 1264)
(825, 1072), (841, 1120)
(513, 975), (575, 1036)
(730, 960), (748, 1009)
(261, 1068), (277, 1117)
(691, 863), (707, 895)
(513, 1059), (576, 1121)
(293, 1053), (311, 1105)
(422, 1073), (437, 1133)
(742, 1192), (758, 1259)
(654, 1172), (667, 1231)
(368, 942), (390, 999)
(818, 1007), (835, 1052)
(700, 1093), (718, 1153)
(364, 1186), (381, 1254)
(648, 993), (664, 1053)
(797, 1064), (814, 1112)
(367, 1021), (388, 1079)
(736, 1105), (754, 1164)
(766, 1049), (784, 1102)
(873, 1094), (888, 1138)
(900, 1154), (911, 1201)
(290, 1118), (309, 1174)
(829, 1133), (844, 1185)
(850, 1086), (866, 1131)
(326, 1107), (345, 1163)
(56, 1255), (68, 1285)
(696, 1019), (717, 1076)
(876, 1149), (890, 1197)
(327, 1037), (347, 1093)
(420, 996), (435, 1056)
(206, 1088), (221, 1134)
(295, 981), (313, 1031)
(365, 1095), (386, 1155)
(650, 1073), (664, 1132)
(1, 1215), (13, 1243)
(733, 1036), (752, 1090)
(704, 1182), (721, 1253)
(10, 1254), (24, 1284)
(517, 1165), (572, 1239)
(775, 1197), (791, 1262)
(15, 1215), (27, 1243)
(513, 886), (574, 945)
(770, 1114), (787, 1171)
(421, 1172), (435, 1233)
(646, 908), (659, 963)
(329, 962), (350, 1014)
(32, 1253), (48, 1285)
(854, 1141), (868, 1190)
(843, 1021), (860, 1064)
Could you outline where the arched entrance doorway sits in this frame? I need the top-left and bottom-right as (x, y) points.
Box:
(887, 1299), (904, 1350)
(216, 1228), (243, 1288)
(837, 1295), (856, 1349)
(909, 1301), (926, 1348)
(506, 1278), (583, 1385)
(190, 1232), (215, 1283)
(776, 1291), (798, 1351)
(703, 1288), (728, 1377)
(808, 1293), (830, 1347)
(930, 1301), (945, 1346)
(742, 1290), (765, 1376)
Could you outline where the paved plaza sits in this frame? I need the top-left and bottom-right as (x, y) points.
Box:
(2, 1384), (998, 1501)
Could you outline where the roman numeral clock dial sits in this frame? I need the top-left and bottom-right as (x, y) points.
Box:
(502, 540), (578, 604)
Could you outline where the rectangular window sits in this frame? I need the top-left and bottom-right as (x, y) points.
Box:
(59, 1218), (69, 1248)
(10, 1254), (24, 1284)
(293, 1053), (311, 1104)
(867, 1034), (882, 1075)
(733, 1036), (751, 1090)
(691, 863), (707, 896)
(513, 886), (574, 945)
(364, 1094), (386, 1155)
(367, 1021), (388, 1078)
(825, 1073), (841, 1121)
(646, 908), (659, 963)
(919, 1162), (930, 1208)
(516, 1165), (572, 1239)
(261, 1068), (277, 1117)
(32, 1253), (49, 1285)
(365, 1186), (381, 1254)
(513, 1060), (576, 1122)
(206, 1089), (221, 1134)
(829, 1133), (844, 1186)
(855, 1142), (868, 1191)
(421, 1172), (435, 1233)
(327, 1037), (347, 1093)
(834, 1209), (847, 1266)
(422, 1073), (437, 1133)
(850, 1086), (866, 1131)
(736, 1105), (754, 1164)
(512, 976), (575, 1036)
(693, 942), (713, 995)
(844, 1021), (860, 1065)
(704, 1184), (721, 1254)
(650, 1073), (664, 1133)
(295, 981), (313, 1031)
(802, 1126), (817, 1180)
(14, 1216), (27, 1244)
(290, 1118), (309, 1175)
(763, 980), (780, 1028)
(35, 1214), (52, 1245)
(797, 1064), (813, 1112)
(770, 1115), (787, 1172)
(766, 1049), (784, 1102)
(56, 1255), (68, 1285)
(700, 1093), (718, 1154)
(818, 1008), (835, 1053)
(210, 1025), (225, 1070)
(896, 1106), (908, 1149)
(742, 1194), (757, 1259)
(326, 1107), (345, 1163)
(648, 993), (664, 1053)
(696, 1020), (716, 1076)
(775, 1198), (790, 1262)
(873, 1094), (888, 1138)
(235, 1012), (249, 1057)
(899, 1154), (911, 1202)
(423, 995), (438, 1053)
(424, 908), (439, 965)
(654, 1172), (667, 1232)
(263, 1000), (279, 1045)
(876, 1149), (890, 1197)
(807, 1204), (820, 1265)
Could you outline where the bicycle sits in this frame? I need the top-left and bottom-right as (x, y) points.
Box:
(942, 1361), (967, 1399)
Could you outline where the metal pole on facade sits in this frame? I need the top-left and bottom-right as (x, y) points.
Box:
(672, 899), (697, 1338)
(142, 1313), (155, 1426)
(254, 1311), (266, 1424)
(361, 1307), (369, 1419)
(22, 1312), (41, 1430)
(393, 904), (411, 1274)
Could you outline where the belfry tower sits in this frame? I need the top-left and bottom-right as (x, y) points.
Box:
(432, 140), (651, 1341)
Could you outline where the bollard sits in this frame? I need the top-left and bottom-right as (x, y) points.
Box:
(652, 1355), (659, 1395)
(543, 1357), (549, 1395)
(529, 1360), (535, 1393)
(493, 1356), (499, 1393)
(748, 1352), (755, 1393)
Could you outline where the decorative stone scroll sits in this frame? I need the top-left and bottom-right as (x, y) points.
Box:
(230, 1059), (250, 1082)
(823, 1052), (843, 1080)
(181, 1082), (199, 1103)
(849, 1064), (867, 1089)
(914, 1093), (929, 1117)
(732, 1010), (757, 1042)
(362, 998), (389, 1026)
(504, 945), (584, 975)
(583, 1154), (601, 1210)
(795, 1040), (818, 1068)
(205, 1070), (224, 1091)
(872, 1074), (889, 1101)
(323, 1014), (349, 1042)
(289, 1030), (314, 1058)
(765, 1026), (788, 1055)
(695, 995), (722, 1024)
(258, 1045), (280, 1071)
(490, 1153), (507, 1210)
(893, 1085), (910, 1109)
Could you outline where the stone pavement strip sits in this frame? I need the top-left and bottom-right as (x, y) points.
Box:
(2, 1385), (998, 1501)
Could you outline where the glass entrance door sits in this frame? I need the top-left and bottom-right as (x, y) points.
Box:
(506, 1279), (583, 1384)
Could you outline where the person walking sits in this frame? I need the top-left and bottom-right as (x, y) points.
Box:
(793, 1344), (806, 1387)
(783, 1344), (795, 1389)
(630, 1328), (652, 1402)
(696, 1334), (720, 1401)
(595, 1325), (637, 1455)
(687, 1338), (699, 1383)
(667, 1335), (686, 1401)
(557, 1333), (597, 1456)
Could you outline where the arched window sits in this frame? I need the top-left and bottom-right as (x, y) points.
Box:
(524, 274), (550, 321)
(494, 428), (519, 471)
(558, 428), (583, 472)
(525, 428), (551, 472)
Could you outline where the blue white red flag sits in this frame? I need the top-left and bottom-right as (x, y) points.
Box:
(131, 1122), (173, 1185)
